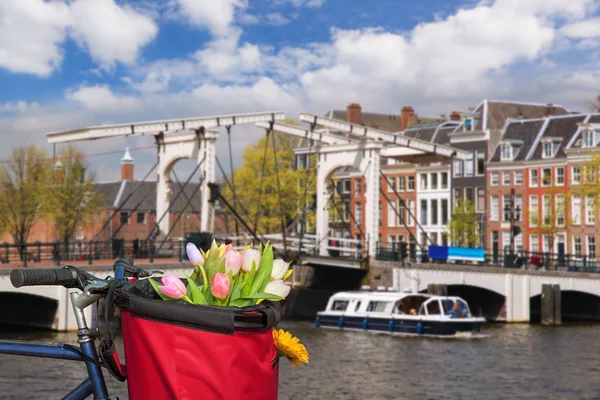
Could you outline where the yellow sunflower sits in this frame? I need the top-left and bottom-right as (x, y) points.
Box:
(272, 329), (309, 368)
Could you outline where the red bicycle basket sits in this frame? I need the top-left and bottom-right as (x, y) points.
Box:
(114, 279), (280, 400)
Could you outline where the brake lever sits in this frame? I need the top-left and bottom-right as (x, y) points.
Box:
(83, 281), (109, 296)
(132, 269), (164, 278)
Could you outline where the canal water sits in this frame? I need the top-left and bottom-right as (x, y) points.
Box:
(0, 321), (599, 399)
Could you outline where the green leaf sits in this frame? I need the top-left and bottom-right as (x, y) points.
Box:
(147, 278), (179, 302)
(182, 271), (207, 305)
(250, 243), (273, 295)
(241, 263), (256, 298)
(229, 275), (246, 304)
(239, 292), (284, 301)
(230, 298), (253, 307)
(223, 270), (234, 305)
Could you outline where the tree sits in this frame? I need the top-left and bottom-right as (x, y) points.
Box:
(588, 93), (600, 112)
(47, 146), (103, 248)
(0, 145), (51, 248)
(445, 199), (481, 248)
(221, 131), (316, 235)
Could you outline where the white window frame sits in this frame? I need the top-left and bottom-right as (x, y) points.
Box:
(530, 169), (538, 187)
(556, 194), (565, 227)
(407, 199), (415, 227)
(543, 141), (553, 158)
(530, 234), (539, 253)
(387, 203), (396, 227)
(501, 143), (512, 161)
(465, 152), (474, 177)
(407, 176), (415, 191)
(502, 171), (511, 186)
(588, 235), (596, 259)
(491, 172), (499, 186)
(453, 160), (463, 177)
(490, 196), (499, 221)
(542, 168), (552, 187)
(398, 176), (405, 192)
(542, 194), (551, 225)
(583, 131), (595, 148)
(573, 235), (582, 258)
(572, 166), (581, 185)
(529, 195), (538, 227)
(572, 194), (581, 225)
(387, 176), (396, 193)
(586, 195), (595, 225)
(514, 170), (523, 185)
(556, 167), (564, 186)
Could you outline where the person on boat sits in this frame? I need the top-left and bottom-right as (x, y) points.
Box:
(449, 301), (463, 318)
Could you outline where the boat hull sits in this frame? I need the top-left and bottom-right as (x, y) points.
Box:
(315, 315), (485, 337)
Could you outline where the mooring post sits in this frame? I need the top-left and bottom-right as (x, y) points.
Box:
(541, 283), (561, 326)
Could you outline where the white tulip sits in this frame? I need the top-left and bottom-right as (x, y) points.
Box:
(271, 259), (289, 280)
(241, 248), (261, 272)
(265, 279), (291, 299)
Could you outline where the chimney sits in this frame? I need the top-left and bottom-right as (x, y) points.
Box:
(450, 111), (462, 121)
(347, 103), (362, 124)
(121, 148), (134, 181)
(53, 160), (64, 185)
(400, 106), (415, 131)
(545, 103), (556, 117)
(369, 121), (378, 128)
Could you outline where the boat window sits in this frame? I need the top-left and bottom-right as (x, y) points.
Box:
(426, 300), (441, 315)
(397, 296), (425, 315)
(354, 301), (362, 312)
(442, 299), (471, 318)
(366, 301), (390, 312)
(331, 300), (349, 311)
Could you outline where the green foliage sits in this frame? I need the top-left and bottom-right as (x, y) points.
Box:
(0, 145), (51, 246)
(221, 130), (316, 235)
(445, 199), (481, 248)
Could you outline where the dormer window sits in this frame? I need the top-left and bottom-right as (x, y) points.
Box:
(501, 143), (512, 161)
(583, 131), (595, 148)
(543, 142), (553, 158)
(464, 118), (473, 132)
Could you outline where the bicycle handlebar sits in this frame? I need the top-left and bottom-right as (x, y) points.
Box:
(10, 267), (78, 289)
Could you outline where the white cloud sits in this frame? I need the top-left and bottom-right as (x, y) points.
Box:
(274, 0), (326, 8)
(0, 101), (38, 114)
(0, 0), (71, 77)
(171, 0), (245, 36)
(69, 0), (158, 69)
(561, 18), (600, 38)
(265, 13), (290, 26)
(66, 85), (140, 113)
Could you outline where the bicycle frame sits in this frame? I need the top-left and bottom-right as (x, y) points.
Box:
(0, 265), (126, 400)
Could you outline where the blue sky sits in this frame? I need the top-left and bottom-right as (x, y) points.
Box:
(0, 0), (599, 181)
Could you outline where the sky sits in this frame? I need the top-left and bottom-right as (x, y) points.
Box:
(0, 0), (599, 182)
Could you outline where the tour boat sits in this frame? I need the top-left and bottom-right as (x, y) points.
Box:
(315, 290), (486, 337)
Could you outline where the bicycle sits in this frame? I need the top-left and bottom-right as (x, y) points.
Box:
(0, 257), (161, 400)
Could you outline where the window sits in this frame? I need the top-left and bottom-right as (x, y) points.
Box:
(441, 199), (449, 225)
(454, 188), (462, 204)
(529, 195), (539, 226)
(465, 152), (474, 176)
(464, 118), (473, 131)
(388, 235), (396, 247)
(137, 212), (145, 225)
(543, 195), (551, 225)
(431, 199), (439, 225)
(387, 177), (396, 193)
(515, 233), (523, 252)
(420, 200), (428, 225)
(354, 301), (362, 312)
(586, 195), (595, 225)
(420, 174), (428, 190)
(408, 200), (415, 227)
(476, 151), (485, 176)
(501, 143), (512, 161)
(503, 171), (510, 185)
(572, 166), (581, 184)
(465, 187), (474, 205)
(441, 172), (448, 189)
(431, 232), (438, 245)
(556, 167), (564, 186)
(474, 188), (484, 212)
(297, 154), (307, 169)
(454, 160), (463, 177)
(542, 168), (552, 187)
(503, 231), (511, 252)
(556, 194), (565, 226)
(491, 196), (499, 221)
(515, 195), (523, 221)
(515, 171), (523, 185)
(491, 172), (499, 186)
(120, 212), (129, 224)
(343, 179), (351, 193)
(408, 176), (415, 191)
(398, 176), (405, 192)
(572, 195), (581, 225)
(503, 195), (511, 221)
(426, 300), (441, 315)
(95, 212), (101, 223)
(543, 141), (553, 158)
(573, 236), (582, 258)
(530, 234), (539, 253)
(355, 203), (362, 227)
(354, 179), (361, 197)
(398, 201), (405, 225)
(431, 173), (438, 190)
(584, 131), (595, 148)
(387, 203), (396, 227)
(530, 169), (538, 187)
(379, 202), (382, 226)
(331, 300), (349, 311)
(588, 236), (596, 259)
(367, 301), (390, 312)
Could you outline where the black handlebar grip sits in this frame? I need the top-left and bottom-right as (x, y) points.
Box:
(10, 267), (77, 288)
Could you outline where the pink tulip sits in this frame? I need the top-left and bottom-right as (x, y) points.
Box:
(158, 275), (187, 299)
(241, 248), (261, 272)
(223, 250), (242, 276)
(186, 243), (204, 266)
(211, 273), (230, 300)
(225, 243), (234, 252)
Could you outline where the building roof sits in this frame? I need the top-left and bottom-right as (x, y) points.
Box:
(472, 100), (569, 131)
(529, 114), (587, 160)
(566, 114), (600, 149)
(328, 110), (401, 133)
(94, 180), (203, 213)
(489, 119), (546, 162)
(403, 121), (460, 146)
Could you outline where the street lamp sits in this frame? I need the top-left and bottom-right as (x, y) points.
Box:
(503, 188), (521, 255)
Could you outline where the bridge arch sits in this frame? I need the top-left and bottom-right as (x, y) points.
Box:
(0, 292), (58, 330)
(529, 290), (600, 322)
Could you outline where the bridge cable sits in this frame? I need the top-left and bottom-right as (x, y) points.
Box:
(226, 126), (241, 245)
(296, 138), (317, 255)
(271, 131), (288, 255)
(328, 177), (366, 255)
(172, 168), (203, 220)
(252, 126), (272, 235)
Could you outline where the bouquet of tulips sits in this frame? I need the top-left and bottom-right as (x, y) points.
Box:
(149, 240), (292, 306)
